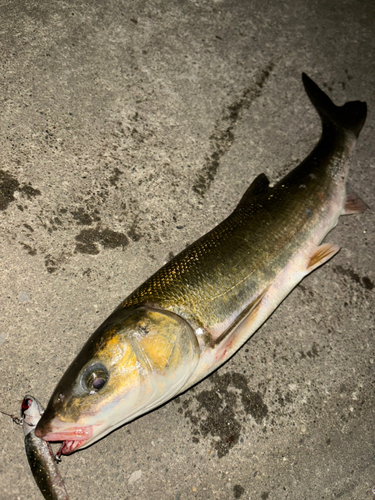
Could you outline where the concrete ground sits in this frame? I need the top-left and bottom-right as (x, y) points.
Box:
(0, 1), (374, 499)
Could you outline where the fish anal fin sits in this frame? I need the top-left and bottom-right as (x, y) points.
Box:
(237, 173), (270, 207)
(306, 243), (340, 273)
(343, 188), (368, 215)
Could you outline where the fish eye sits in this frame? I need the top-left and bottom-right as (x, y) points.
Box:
(82, 363), (109, 394)
(21, 398), (32, 411)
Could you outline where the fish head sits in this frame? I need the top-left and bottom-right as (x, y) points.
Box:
(35, 306), (199, 454)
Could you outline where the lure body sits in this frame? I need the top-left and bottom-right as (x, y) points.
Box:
(21, 396), (69, 500)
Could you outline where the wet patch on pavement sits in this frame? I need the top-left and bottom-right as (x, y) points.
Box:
(233, 484), (245, 498)
(0, 169), (41, 210)
(192, 63), (274, 197)
(5, 163), (139, 272)
(75, 227), (129, 254)
(71, 207), (101, 226)
(334, 265), (374, 291)
(178, 371), (268, 458)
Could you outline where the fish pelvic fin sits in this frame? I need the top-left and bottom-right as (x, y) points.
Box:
(306, 242), (340, 273)
(302, 73), (367, 138)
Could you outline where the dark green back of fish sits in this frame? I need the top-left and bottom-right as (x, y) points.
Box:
(119, 166), (333, 330)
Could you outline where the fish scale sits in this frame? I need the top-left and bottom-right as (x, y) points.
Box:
(120, 165), (337, 333)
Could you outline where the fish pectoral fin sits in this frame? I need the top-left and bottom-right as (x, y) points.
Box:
(306, 243), (340, 273)
(237, 173), (270, 207)
(214, 285), (270, 347)
(343, 187), (368, 215)
(242, 285), (271, 327)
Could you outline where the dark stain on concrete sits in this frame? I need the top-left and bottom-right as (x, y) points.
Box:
(71, 207), (101, 226)
(127, 219), (142, 242)
(275, 387), (293, 407)
(0, 170), (41, 210)
(231, 372), (268, 423)
(233, 484), (245, 498)
(192, 63), (274, 197)
(48, 216), (64, 232)
(45, 255), (58, 273)
(109, 167), (123, 186)
(362, 276), (374, 291)
(181, 371), (268, 458)
(195, 382), (241, 458)
(52, 217), (63, 226)
(306, 342), (319, 359)
(75, 227), (129, 254)
(21, 243), (37, 256)
(19, 184), (41, 199)
(0, 170), (20, 210)
(334, 265), (374, 291)
(261, 492), (270, 500)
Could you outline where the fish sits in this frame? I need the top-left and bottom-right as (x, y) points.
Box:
(35, 73), (367, 454)
(19, 396), (69, 500)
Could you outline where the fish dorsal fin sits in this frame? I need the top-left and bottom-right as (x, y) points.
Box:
(237, 173), (270, 207)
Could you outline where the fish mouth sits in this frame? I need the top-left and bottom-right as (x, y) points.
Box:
(59, 439), (87, 455)
(35, 421), (94, 455)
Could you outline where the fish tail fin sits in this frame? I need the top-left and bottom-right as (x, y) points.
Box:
(302, 73), (367, 138)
